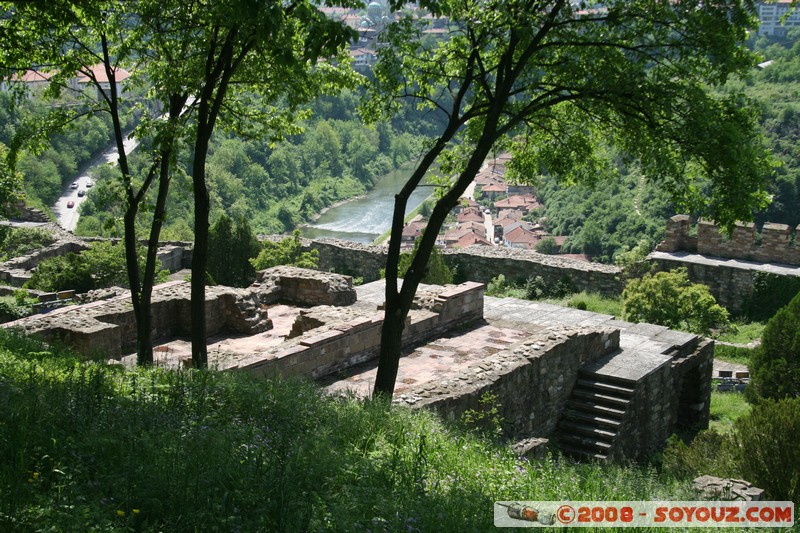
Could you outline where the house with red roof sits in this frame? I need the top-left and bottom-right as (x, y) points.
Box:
(493, 194), (541, 214)
(503, 224), (543, 249)
(456, 206), (484, 224)
(76, 64), (131, 100)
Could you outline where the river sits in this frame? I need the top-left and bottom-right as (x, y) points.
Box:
(300, 164), (431, 244)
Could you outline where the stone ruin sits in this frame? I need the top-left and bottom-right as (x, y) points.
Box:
(3, 263), (713, 464)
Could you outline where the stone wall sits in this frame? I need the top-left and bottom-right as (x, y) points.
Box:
(393, 327), (620, 438)
(233, 281), (486, 379)
(290, 237), (624, 296)
(0, 241), (89, 286)
(3, 201), (50, 222)
(3, 281), (269, 357)
(658, 214), (800, 265)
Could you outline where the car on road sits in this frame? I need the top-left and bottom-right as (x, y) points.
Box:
(67, 200), (75, 208)
(86, 181), (93, 188)
(70, 182), (78, 189)
(77, 190), (86, 197)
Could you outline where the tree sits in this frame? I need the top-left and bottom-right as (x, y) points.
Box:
(163, 0), (358, 369)
(734, 397), (800, 504)
(748, 291), (800, 401)
(2, 1), (359, 369)
(535, 237), (559, 255)
(397, 239), (452, 285)
(207, 214), (260, 287)
(251, 230), (319, 271)
(622, 268), (731, 336)
(364, 0), (771, 398)
(1, 1), (191, 366)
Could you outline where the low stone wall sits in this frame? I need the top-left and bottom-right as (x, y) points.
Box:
(393, 327), (620, 438)
(0, 241), (89, 286)
(234, 281), (486, 379)
(3, 281), (269, 357)
(3, 200), (50, 222)
(658, 214), (800, 265)
(289, 237), (624, 296)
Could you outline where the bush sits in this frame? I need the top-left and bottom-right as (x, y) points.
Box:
(207, 214), (260, 287)
(0, 227), (56, 261)
(622, 268), (731, 336)
(734, 397), (800, 504)
(250, 230), (319, 271)
(747, 290), (800, 401)
(662, 430), (739, 480)
(397, 240), (453, 285)
(743, 272), (800, 322)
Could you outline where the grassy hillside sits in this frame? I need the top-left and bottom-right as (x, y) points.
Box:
(0, 329), (701, 532)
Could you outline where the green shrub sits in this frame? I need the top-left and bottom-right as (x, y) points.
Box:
(622, 268), (731, 336)
(207, 214), (260, 287)
(398, 239), (453, 285)
(713, 344), (755, 366)
(0, 227), (56, 261)
(662, 430), (739, 480)
(734, 397), (800, 504)
(250, 230), (319, 271)
(747, 291), (800, 401)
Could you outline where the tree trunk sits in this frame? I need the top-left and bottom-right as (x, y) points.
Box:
(373, 121), (501, 399)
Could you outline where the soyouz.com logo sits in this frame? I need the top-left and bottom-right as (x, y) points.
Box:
(493, 501), (795, 528)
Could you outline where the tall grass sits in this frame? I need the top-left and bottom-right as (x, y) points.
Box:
(709, 391), (751, 435)
(1, 329), (697, 531)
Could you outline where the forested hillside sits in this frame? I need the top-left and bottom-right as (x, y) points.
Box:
(73, 89), (434, 239)
(0, 91), (119, 210)
(533, 33), (800, 263)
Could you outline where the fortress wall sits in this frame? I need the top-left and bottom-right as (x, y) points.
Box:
(300, 238), (624, 296)
(658, 214), (800, 265)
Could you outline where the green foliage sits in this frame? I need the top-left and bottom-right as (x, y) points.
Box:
(534, 237), (558, 255)
(461, 391), (504, 438)
(622, 268), (731, 336)
(708, 390), (751, 435)
(0, 329), (699, 531)
(0, 227), (55, 262)
(26, 241), (165, 293)
(0, 291), (38, 323)
(748, 291), (800, 401)
(250, 230), (318, 271)
(207, 214), (260, 288)
(717, 321), (766, 344)
(563, 292), (624, 317)
(734, 397), (800, 504)
(713, 344), (755, 366)
(485, 274), (577, 301)
(398, 241), (453, 285)
(744, 271), (800, 322)
(662, 430), (739, 481)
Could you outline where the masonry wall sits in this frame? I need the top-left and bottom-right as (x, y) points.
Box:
(394, 328), (620, 439)
(658, 214), (800, 265)
(295, 237), (624, 296)
(235, 282), (486, 379)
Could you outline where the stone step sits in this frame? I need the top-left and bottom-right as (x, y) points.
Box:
(579, 369), (637, 389)
(558, 420), (617, 441)
(558, 443), (608, 462)
(571, 388), (631, 408)
(559, 432), (612, 450)
(566, 400), (626, 420)
(575, 377), (635, 398)
(563, 409), (622, 429)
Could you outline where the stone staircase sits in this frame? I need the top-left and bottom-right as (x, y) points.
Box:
(556, 370), (636, 461)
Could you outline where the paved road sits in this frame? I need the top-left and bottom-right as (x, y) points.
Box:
(54, 134), (139, 232)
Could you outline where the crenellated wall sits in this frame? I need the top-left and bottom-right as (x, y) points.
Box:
(658, 215), (800, 265)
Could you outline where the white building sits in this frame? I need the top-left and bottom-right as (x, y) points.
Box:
(758, 0), (800, 37)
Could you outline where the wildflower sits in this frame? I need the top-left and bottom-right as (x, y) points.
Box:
(133, 509), (141, 515)
(32, 472), (40, 479)
(116, 510), (126, 517)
